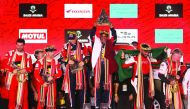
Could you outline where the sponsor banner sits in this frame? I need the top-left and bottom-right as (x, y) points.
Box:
(65, 29), (91, 43)
(110, 4), (138, 18)
(155, 4), (183, 18)
(155, 29), (183, 43)
(19, 29), (47, 43)
(112, 29), (138, 44)
(19, 4), (47, 18)
(64, 4), (92, 18)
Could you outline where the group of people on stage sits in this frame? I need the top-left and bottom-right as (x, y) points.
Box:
(0, 22), (190, 109)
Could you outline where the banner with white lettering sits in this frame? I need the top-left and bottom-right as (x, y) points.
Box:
(19, 29), (47, 43)
(155, 4), (183, 18)
(19, 4), (47, 18)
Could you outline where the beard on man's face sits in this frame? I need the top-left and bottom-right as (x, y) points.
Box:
(16, 47), (24, 52)
(100, 37), (108, 44)
(141, 51), (149, 57)
(17, 48), (23, 52)
(16, 43), (24, 52)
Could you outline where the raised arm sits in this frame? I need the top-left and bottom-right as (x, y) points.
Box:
(90, 23), (97, 41)
(110, 23), (117, 42)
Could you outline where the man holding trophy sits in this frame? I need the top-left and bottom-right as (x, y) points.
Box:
(90, 9), (118, 109)
(61, 31), (90, 109)
(4, 38), (33, 109)
(34, 45), (62, 109)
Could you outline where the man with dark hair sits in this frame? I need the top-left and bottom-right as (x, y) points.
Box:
(16, 38), (25, 45)
(118, 43), (155, 109)
(4, 38), (32, 109)
(131, 41), (138, 49)
(158, 48), (183, 109)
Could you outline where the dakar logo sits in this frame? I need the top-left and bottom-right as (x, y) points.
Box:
(76, 31), (82, 39)
(30, 5), (37, 13)
(165, 5), (173, 13)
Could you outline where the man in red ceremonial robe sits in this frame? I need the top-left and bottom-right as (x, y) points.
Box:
(90, 22), (118, 109)
(34, 45), (62, 109)
(121, 43), (155, 109)
(61, 31), (90, 109)
(158, 48), (184, 109)
(29, 49), (45, 109)
(4, 38), (32, 109)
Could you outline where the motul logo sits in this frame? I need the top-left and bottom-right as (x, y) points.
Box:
(20, 33), (46, 39)
(19, 29), (47, 43)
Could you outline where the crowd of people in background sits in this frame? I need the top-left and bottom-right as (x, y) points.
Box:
(0, 22), (189, 109)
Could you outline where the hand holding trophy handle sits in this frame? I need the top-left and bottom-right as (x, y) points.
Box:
(42, 74), (54, 84)
(13, 69), (18, 75)
(78, 61), (84, 67)
(47, 76), (54, 82)
(42, 82), (49, 87)
(11, 62), (26, 74)
(19, 68), (27, 74)
(68, 60), (75, 65)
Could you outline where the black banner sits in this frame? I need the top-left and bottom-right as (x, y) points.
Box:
(65, 29), (91, 43)
(19, 4), (47, 18)
(155, 4), (183, 18)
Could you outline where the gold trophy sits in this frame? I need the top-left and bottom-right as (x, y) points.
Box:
(97, 9), (110, 26)
(12, 62), (28, 83)
(69, 55), (83, 74)
(170, 81), (179, 93)
(41, 67), (54, 84)
(167, 75), (179, 93)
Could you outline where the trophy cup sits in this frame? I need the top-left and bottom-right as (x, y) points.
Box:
(97, 9), (110, 26)
(41, 67), (54, 84)
(12, 62), (28, 83)
(69, 56), (83, 74)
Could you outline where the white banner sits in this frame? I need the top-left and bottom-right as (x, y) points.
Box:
(113, 29), (138, 44)
(19, 29), (47, 43)
(64, 4), (92, 18)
